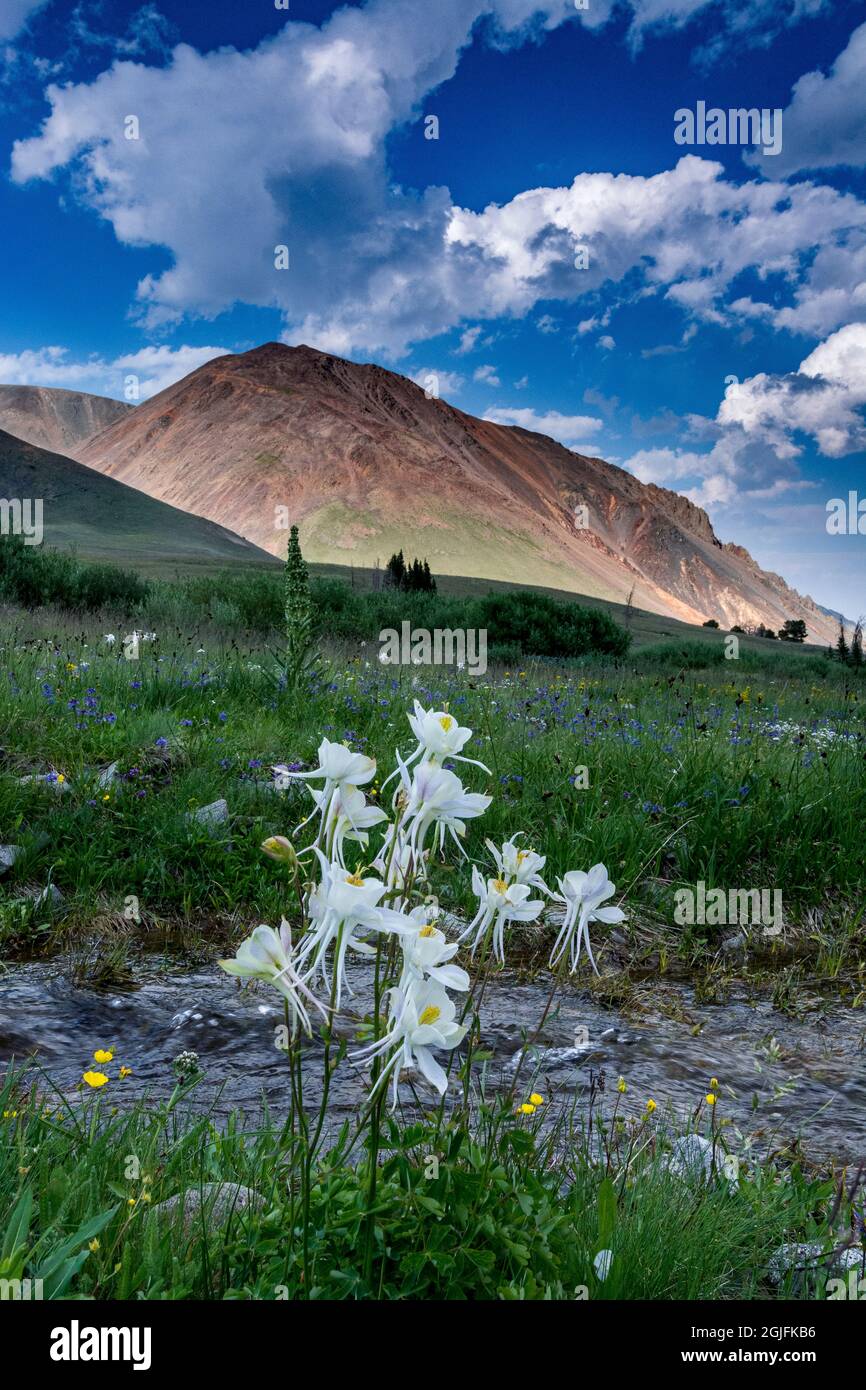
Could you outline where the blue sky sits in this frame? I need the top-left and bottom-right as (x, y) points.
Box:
(1, 0), (865, 615)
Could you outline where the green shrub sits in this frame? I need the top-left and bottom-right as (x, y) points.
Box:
(0, 536), (149, 613)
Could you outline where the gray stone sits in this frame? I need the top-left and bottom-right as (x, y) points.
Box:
(26, 883), (64, 908)
(0, 845), (21, 874)
(155, 1183), (264, 1231)
(721, 932), (746, 953)
(664, 1134), (714, 1183)
(768, 1241), (865, 1287)
(18, 774), (70, 793)
(188, 799), (229, 830)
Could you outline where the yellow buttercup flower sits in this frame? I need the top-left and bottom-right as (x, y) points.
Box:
(529, 1093), (544, 1106)
(82, 1071), (109, 1088)
(88, 1239), (100, 1253)
(93, 1049), (114, 1063)
(518, 1103), (536, 1115)
(706, 1093), (716, 1106)
(710, 1077), (719, 1089)
(617, 1077), (627, 1094)
(645, 1098), (657, 1114)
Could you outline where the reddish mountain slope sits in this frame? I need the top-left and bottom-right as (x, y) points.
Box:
(77, 343), (837, 643)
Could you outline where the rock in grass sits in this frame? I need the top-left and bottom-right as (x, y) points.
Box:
(97, 762), (118, 789)
(18, 774), (70, 793)
(720, 932), (746, 953)
(768, 1241), (865, 1288)
(0, 845), (21, 874)
(155, 1183), (264, 1231)
(664, 1134), (714, 1183)
(24, 883), (64, 908)
(187, 799), (229, 831)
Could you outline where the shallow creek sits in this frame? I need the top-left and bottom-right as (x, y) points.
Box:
(1, 956), (864, 1163)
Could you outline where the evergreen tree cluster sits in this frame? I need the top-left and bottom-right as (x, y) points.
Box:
(832, 617), (864, 667)
(385, 550), (437, 593)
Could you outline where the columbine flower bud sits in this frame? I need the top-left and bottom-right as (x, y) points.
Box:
(261, 835), (297, 868)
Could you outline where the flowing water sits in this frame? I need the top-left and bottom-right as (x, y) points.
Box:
(2, 953), (864, 1164)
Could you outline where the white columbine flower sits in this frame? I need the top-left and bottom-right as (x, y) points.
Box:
(371, 833), (427, 901)
(485, 833), (550, 894)
(396, 909), (470, 995)
(406, 701), (491, 769)
(218, 920), (328, 1038)
(298, 850), (403, 1009)
(399, 757), (491, 859)
(309, 783), (387, 867)
(549, 863), (625, 975)
(103, 634), (116, 646)
(274, 738), (376, 842)
(459, 867), (543, 964)
(383, 702), (490, 790)
(352, 979), (468, 1107)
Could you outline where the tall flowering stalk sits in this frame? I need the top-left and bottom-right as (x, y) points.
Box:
(283, 524), (317, 691)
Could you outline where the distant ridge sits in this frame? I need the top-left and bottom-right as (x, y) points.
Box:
(0, 384), (131, 459)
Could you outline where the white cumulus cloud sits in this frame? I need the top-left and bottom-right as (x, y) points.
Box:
(482, 405), (603, 447)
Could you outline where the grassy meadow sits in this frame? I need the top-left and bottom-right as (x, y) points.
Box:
(1, 546), (864, 1301)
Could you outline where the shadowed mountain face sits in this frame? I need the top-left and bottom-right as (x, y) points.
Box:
(0, 429), (275, 569)
(77, 342), (836, 642)
(0, 385), (131, 459)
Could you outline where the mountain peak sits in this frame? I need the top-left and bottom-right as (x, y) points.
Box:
(72, 342), (837, 644)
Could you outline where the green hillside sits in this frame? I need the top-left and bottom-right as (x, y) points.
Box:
(0, 429), (277, 573)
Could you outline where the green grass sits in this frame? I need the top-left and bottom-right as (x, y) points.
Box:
(0, 605), (862, 977)
(0, 1062), (846, 1301)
